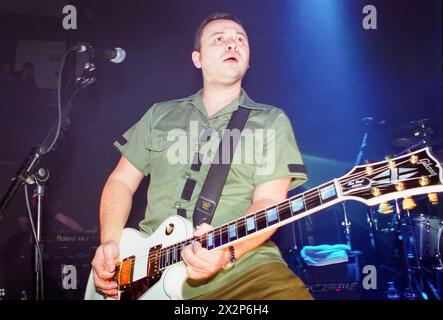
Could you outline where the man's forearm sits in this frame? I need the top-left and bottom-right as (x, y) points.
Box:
(99, 177), (134, 244)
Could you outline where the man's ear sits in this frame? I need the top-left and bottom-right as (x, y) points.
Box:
(191, 51), (202, 69)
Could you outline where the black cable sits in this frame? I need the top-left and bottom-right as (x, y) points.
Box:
(45, 47), (77, 154)
(21, 46), (77, 299)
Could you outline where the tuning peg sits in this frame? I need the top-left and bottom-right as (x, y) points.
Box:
(428, 193), (438, 206)
(419, 176), (430, 186)
(378, 201), (394, 214)
(402, 196), (417, 210)
(371, 187), (382, 197)
(365, 160), (374, 175)
(395, 182), (405, 191)
(408, 150), (419, 164)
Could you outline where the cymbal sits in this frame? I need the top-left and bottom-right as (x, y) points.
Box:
(391, 119), (442, 148)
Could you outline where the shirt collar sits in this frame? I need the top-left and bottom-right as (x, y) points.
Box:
(174, 88), (268, 118)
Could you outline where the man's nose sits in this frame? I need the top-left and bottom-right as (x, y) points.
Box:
(226, 39), (238, 51)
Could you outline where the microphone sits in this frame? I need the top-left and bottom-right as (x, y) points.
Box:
(74, 44), (126, 64)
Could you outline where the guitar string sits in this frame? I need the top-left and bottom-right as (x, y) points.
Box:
(338, 157), (419, 183)
(124, 181), (428, 279)
(121, 170), (428, 277)
(126, 156), (424, 260)
(137, 158), (418, 261)
(115, 159), (429, 279)
(125, 192), (428, 281)
(151, 158), (417, 261)
(343, 156), (422, 181)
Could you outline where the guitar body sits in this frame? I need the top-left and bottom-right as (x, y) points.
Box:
(84, 215), (194, 300)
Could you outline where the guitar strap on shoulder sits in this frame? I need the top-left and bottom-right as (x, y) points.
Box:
(192, 107), (251, 228)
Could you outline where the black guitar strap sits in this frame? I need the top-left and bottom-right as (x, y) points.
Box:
(192, 107), (251, 228)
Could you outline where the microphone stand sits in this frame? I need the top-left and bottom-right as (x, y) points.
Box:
(339, 117), (377, 296)
(342, 118), (374, 249)
(354, 118), (380, 252)
(30, 168), (49, 301)
(0, 57), (96, 300)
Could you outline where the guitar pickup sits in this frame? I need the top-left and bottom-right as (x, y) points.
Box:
(148, 244), (162, 281)
(117, 255), (135, 290)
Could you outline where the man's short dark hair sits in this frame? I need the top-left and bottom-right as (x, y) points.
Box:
(193, 12), (243, 51)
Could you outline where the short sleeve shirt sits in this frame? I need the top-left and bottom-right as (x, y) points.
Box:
(114, 89), (307, 299)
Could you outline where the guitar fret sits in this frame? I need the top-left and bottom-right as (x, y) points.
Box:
(304, 190), (319, 211)
(302, 193), (309, 211)
(201, 235), (207, 249)
(237, 218), (246, 238)
(266, 207), (279, 226)
(170, 246), (174, 264)
(221, 224), (229, 245)
(160, 249), (165, 269)
(164, 249), (168, 267)
(290, 196), (305, 215)
(172, 245), (177, 264)
(177, 245), (181, 263)
(245, 215), (256, 234)
(214, 227), (222, 247)
(207, 232), (214, 249)
(179, 243), (185, 262)
(279, 199), (292, 220)
(176, 245), (180, 263)
(319, 182), (338, 203)
(166, 248), (171, 266)
(228, 223), (237, 240)
(165, 248), (170, 266)
(256, 211), (267, 230)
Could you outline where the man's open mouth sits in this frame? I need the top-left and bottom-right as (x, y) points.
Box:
(223, 57), (238, 63)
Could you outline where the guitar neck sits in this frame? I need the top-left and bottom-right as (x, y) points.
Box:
(157, 179), (340, 270)
(111, 147), (442, 297)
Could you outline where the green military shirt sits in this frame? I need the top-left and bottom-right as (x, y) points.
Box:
(114, 89), (307, 299)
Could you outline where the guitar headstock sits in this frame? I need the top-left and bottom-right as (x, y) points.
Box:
(338, 147), (443, 207)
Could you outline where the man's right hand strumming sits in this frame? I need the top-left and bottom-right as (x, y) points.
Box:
(92, 155), (144, 299)
(91, 241), (120, 299)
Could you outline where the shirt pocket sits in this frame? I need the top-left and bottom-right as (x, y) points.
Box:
(146, 136), (168, 167)
(146, 134), (189, 169)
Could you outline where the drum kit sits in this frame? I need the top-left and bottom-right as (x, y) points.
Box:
(367, 118), (443, 300)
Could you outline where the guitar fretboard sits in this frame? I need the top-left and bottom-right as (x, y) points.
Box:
(156, 180), (339, 270)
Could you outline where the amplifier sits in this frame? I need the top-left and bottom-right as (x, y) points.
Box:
(43, 233), (98, 300)
(297, 253), (363, 300)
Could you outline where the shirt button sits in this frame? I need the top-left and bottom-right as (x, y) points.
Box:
(185, 172), (192, 179)
(174, 201), (182, 209)
(201, 128), (213, 141)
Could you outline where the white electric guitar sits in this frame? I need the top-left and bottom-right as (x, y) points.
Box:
(84, 147), (443, 300)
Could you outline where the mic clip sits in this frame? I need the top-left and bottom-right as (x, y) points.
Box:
(76, 61), (96, 89)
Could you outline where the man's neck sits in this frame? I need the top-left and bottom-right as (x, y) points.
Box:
(202, 82), (242, 117)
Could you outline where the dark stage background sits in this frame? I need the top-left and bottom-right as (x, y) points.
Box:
(0, 0), (441, 300)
